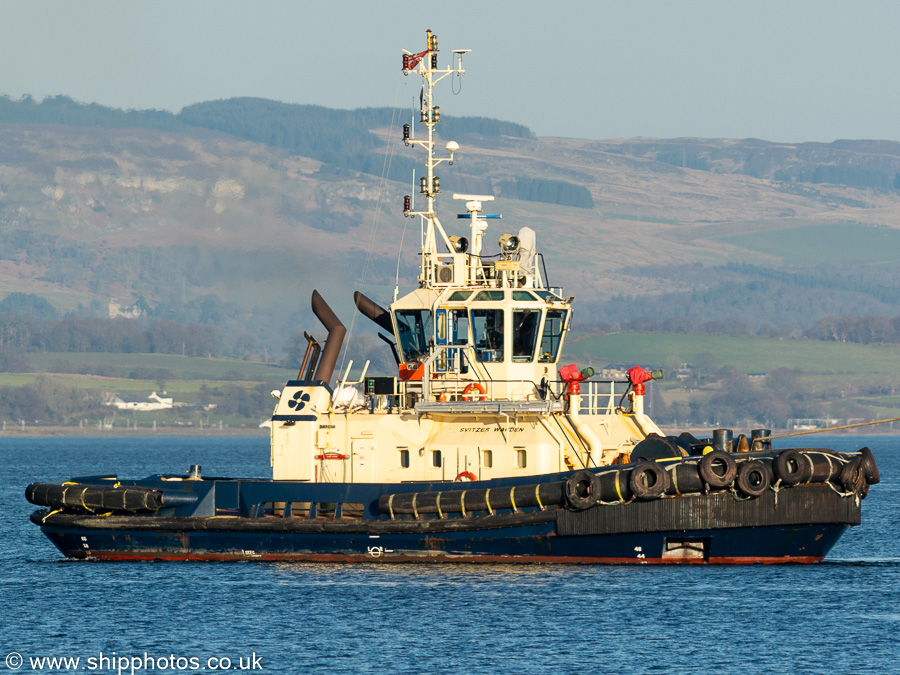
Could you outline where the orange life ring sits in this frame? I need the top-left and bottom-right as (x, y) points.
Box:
(455, 471), (478, 482)
(462, 382), (486, 401)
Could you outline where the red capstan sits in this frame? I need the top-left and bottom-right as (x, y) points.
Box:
(559, 364), (595, 395)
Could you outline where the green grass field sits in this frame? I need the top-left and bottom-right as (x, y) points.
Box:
(564, 333), (900, 377)
(7, 375), (232, 403)
(22, 353), (296, 381)
(715, 223), (900, 265)
(0, 354), (297, 412)
(1, 342), (897, 430)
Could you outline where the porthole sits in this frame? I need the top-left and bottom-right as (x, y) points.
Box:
(516, 448), (527, 468)
(482, 449), (493, 468)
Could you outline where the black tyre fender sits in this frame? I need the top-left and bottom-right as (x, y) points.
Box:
(774, 449), (813, 485)
(736, 460), (769, 497)
(758, 457), (776, 486)
(840, 457), (866, 494)
(698, 450), (737, 488)
(628, 461), (670, 500)
(858, 447), (880, 485)
(565, 470), (599, 510)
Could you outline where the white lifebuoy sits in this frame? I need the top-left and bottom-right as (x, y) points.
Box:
(462, 383), (486, 401)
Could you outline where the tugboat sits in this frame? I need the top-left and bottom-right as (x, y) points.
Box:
(27, 31), (879, 563)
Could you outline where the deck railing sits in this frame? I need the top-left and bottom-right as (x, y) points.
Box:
(329, 344), (634, 416)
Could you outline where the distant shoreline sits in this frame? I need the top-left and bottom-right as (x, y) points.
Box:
(0, 426), (268, 438)
(660, 426), (899, 438)
(0, 425), (894, 439)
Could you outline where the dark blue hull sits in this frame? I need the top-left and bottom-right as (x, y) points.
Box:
(27, 449), (872, 564)
(36, 518), (847, 564)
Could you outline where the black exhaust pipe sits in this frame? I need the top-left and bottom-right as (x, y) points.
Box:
(311, 290), (346, 385)
(355, 291), (399, 364)
(353, 291), (394, 333)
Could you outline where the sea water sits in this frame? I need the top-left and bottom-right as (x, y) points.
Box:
(1, 435), (896, 674)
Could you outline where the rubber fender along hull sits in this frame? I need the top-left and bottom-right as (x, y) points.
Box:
(32, 482), (858, 564)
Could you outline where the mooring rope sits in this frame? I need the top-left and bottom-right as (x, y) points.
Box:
(766, 416), (900, 440)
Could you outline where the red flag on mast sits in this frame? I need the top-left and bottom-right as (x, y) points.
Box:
(402, 49), (429, 71)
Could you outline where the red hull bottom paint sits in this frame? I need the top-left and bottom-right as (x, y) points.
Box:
(67, 551), (826, 564)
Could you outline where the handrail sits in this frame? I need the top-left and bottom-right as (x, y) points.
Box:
(331, 360), (372, 408)
(420, 344), (488, 400)
(393, 357), (633, 413)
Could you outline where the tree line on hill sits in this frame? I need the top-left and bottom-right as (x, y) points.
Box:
(806, 315), (900, 344)
(654, 150), (900, 190)
(649, 362), (893, 429)
(0, 303), (894, 427)
(0, 313), (217, 357)
(0, 376), (106, 426)
(0, 94), (596, 210)
(0, 375), (278, 426)
(579, 262), (900, 333)
(496, 177), (594, 209)
(0, 232), (317, 359)
(605, 138), (900, 192)
(2, 96), (519, 174)
(3, 282), (899, 367)
(779, 165), (900, 191)
(8, 94), (900, 196)
(579, 313), (900, 345)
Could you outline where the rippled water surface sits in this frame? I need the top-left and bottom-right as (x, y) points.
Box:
(1, 435), (897, 674)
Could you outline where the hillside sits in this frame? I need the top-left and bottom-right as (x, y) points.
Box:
(0, 351), (295, 429)
(0, 335), (894, 433)
(1, 96), (900, 359)
(562, 332), (900, 429)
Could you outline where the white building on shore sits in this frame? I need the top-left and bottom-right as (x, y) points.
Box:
(103, 392), (173, 412)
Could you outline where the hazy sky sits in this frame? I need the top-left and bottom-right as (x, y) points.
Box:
(3, 0), (899, 143)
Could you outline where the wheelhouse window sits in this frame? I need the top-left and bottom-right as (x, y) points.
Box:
(395, 309), (433, 362)
(512, 309), (541, 362)
(447, 290), (472, 301)
(474, 290), (504, 301)
(470, 309), (504, 362)
(453, 311), (469, 345)
(538, 310), (568, 363)
(533, 290), (562, 302)
(512, 291), (539, 302)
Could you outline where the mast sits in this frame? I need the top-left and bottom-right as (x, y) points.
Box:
(401, 30), (469, 288)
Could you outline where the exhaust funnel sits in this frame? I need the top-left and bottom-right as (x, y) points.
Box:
(311, 290), (346, 385)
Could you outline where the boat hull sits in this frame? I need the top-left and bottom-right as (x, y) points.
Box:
(32, 482), (858, 564)
(36, 522), (846, 564)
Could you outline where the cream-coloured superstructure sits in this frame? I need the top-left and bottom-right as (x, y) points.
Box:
(269, 31), (663, 483)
